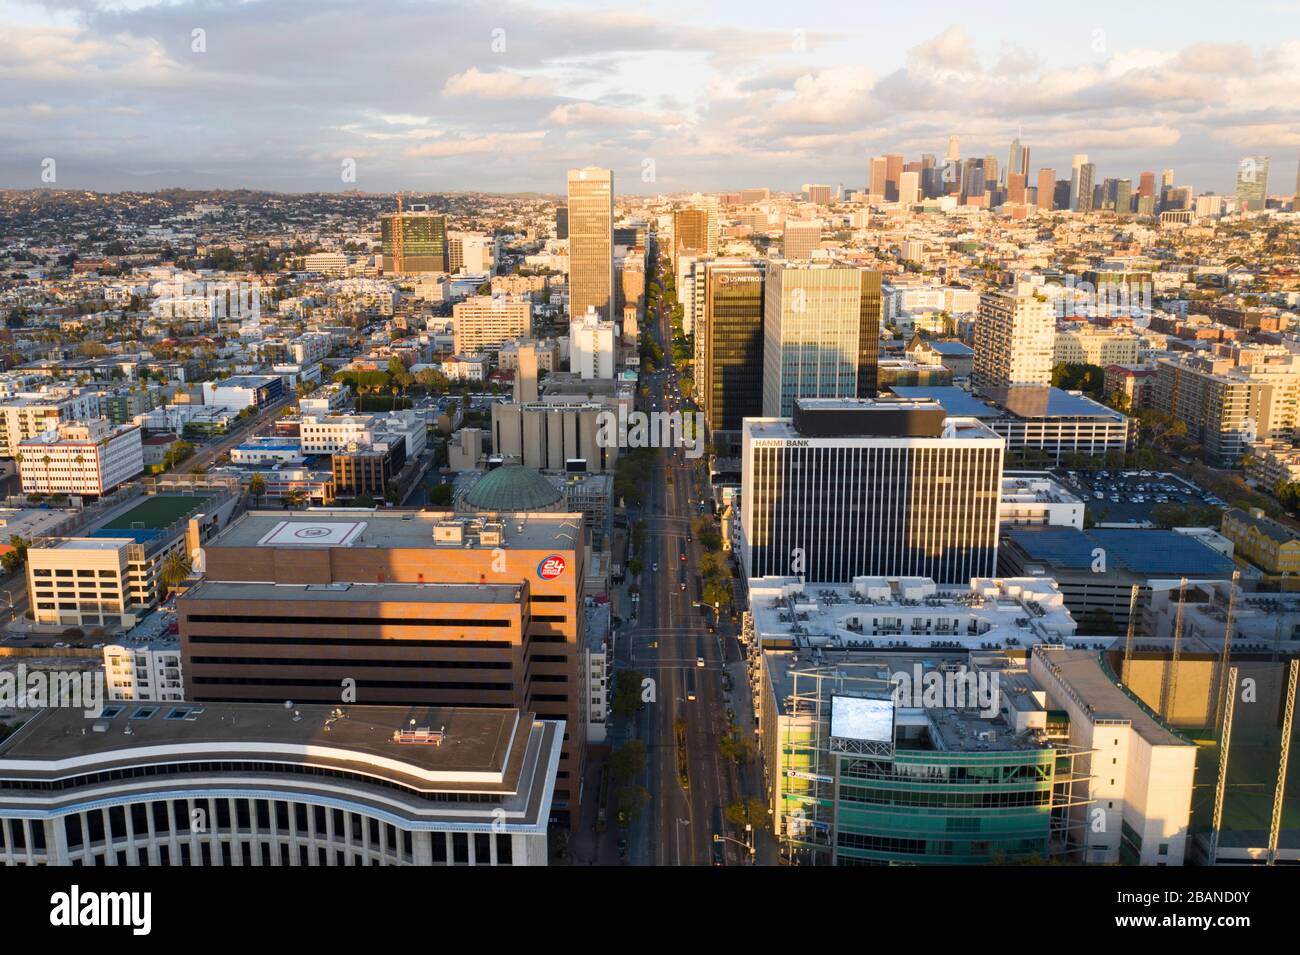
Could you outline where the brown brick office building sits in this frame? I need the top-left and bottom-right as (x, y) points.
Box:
(178, 510), (587, 825)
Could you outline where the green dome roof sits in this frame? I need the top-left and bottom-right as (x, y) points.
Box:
(465, 466), (562, 511)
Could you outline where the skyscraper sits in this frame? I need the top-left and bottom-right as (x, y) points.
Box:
(381, 207), (449, 274)
(1005, 136), (1029, 186)
(899, 170), (920, 206)
(1075, 163), (1096, 212)
(1068, 154), (1088, 211)
(1235, 155), (1271, 211)
(741, 398), (1004, 584)
(945, 137), (961, 195)
(1138, 171), (1155, 199)
(869, 156), (889, 199)
(884, 154), (904, 202)
(1036, 168), (1056, 210)
(566, 167), (614, 322)
(672, 207), (709, 269)
(781, 220), (822, 261)
(920, 153), (938, 198)
(700, 261), (766, 442)
(972, 286), (1056, 389)
(1007, 173), (1027, 205)
(804, 183), (833, 205)
(762, 262), (882, 417)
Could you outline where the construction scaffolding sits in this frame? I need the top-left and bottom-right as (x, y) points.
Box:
(1159, 577), (1188, 722)
(1212, 572), (1241, 735)
(776, 658), (1093, 865)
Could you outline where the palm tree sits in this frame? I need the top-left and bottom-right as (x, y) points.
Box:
(248, 472), (267, 507)
(160, 548), (192, 597)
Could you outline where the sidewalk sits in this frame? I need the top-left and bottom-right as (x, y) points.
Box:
(569, 743), (627, 866)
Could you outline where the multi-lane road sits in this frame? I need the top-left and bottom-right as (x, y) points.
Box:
(613, 269), (768, 865)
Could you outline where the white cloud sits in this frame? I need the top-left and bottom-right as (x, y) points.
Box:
(442, 68), (554, 99)
(405, 131), (547, 158)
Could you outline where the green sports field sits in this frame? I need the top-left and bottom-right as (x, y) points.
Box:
(101, 495), (210, 531)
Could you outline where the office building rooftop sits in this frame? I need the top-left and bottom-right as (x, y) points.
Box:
(747, 576), (1078, 651)
(209, 509), (583, 552)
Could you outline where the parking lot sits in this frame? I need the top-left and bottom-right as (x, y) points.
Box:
(1054, 469), (1227, 526)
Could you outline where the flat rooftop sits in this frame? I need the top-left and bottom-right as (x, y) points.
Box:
(891, 385), (1126, 422)
(182, 579), (525, 606)
(762, 650), (1050, 753)
(746, 414), (1001, 443)
(982, 386), (1127, 422)
(748, 576), (1077, 651)
(1035, 648), (1188, 747)
(210, 509), (584, 551)
(889, 385), (998, 418)
(0, 702), (533, 790)
(1004, 526), (1236, 576)
(1002, 474), (1083, 506)
(217, 375), (279, 388)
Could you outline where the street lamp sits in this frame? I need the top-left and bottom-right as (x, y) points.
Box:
(713, 830), (756, 865)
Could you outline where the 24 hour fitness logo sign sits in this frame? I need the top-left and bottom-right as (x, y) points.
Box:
(537, 554), (566, 580)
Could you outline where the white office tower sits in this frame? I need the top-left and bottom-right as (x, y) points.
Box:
(972, 286), (1056, 389)
(898, 170), (920, 206)
(740, 398), (1004, 584)
(571, 307), (615, 380)
(761, 262), (882, 418)
(689, 193), (721, 254)
(1069, 154), (1088, 211)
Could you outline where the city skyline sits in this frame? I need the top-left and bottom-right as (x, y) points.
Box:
(2, 0), (1300, 194)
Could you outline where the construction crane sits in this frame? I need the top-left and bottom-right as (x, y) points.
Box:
(1268, 659), (1299, 866)
(1213, 571), (1240, 734)
(1208, 665), (1238, 866)
(1160, 578), (1187, 722)
(1121, 584), (1140, 686)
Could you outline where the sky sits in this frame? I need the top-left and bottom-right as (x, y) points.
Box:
(1, 0), (1299, 196)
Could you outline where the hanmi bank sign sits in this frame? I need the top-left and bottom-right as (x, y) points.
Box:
(753, 439), (809, 448)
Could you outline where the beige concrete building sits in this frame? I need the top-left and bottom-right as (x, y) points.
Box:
(451, 295), (531, 355)
(1054, 323), (1141, 367)
(973, 287), (1056, 389)
(0, 389), (101, 457)
(781, 220), (822, 261)
(0, 702), (562, 866)
(1029, 648), (1197, 866)
(1152, 350), (1300, 466)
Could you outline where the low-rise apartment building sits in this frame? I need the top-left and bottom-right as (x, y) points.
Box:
(18, 418), (144, 497)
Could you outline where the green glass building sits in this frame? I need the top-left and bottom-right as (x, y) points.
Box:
(382, 210), (449, 274)
(759, 652), (1090, 866)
